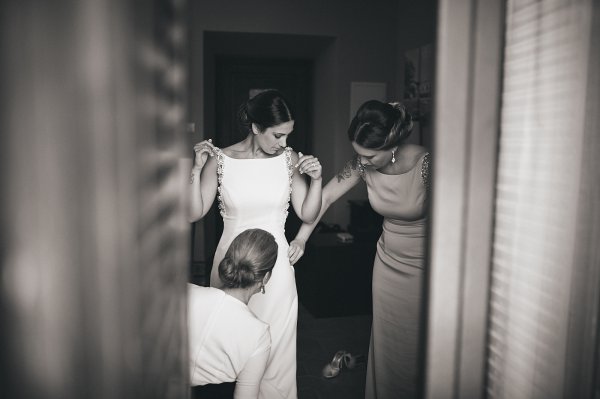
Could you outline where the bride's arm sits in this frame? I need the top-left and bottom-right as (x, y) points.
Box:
(289, 151), (323, 224)
(288, 157), (362, 265)
(188, 141), (218, 222)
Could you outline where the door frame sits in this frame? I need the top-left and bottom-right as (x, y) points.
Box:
(423, 1), (506, 398)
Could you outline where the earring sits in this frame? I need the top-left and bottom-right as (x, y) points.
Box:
(260, 285), (265, 294)
(391, 150), (396, 164)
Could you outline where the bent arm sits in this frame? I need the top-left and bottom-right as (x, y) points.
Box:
(290, 152), (322, 223)
(188, 157), (218, 222)
(294, 159), (361, 243)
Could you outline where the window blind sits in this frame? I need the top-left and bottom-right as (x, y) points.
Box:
(486, 1), (596, 398)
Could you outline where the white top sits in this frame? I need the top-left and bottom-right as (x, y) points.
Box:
(188, 284), (271, 399)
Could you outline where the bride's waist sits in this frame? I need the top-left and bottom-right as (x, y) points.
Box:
(222, 218), (286, 236)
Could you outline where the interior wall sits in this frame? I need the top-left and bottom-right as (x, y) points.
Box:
(396, 0), (439, 101)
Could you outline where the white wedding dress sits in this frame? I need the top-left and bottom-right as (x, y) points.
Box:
(209, 146), (297, 399)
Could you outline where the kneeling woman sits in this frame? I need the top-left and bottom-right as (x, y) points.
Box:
(189, 228), (278, 399)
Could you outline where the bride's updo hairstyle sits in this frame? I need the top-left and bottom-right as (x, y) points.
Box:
(347, 100), (413, 150)
(219, 229), (278, 289)
(238, 89), (294, 134)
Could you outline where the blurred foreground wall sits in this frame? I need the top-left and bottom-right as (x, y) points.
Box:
(426, 0), (600, 398)
(0, 1), (189, 398)
(487, 1), (600, 398)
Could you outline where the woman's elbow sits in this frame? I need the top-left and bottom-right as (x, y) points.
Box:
(300, 204), (325, 224)
(301, 213), (319, 224)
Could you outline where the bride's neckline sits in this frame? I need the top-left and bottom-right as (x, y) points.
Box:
(221, 149), (286, 160)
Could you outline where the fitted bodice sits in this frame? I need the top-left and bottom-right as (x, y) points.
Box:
(215, 147), (293, 235)
(362, 152), (429, 272)
(364, 152), (429, 223)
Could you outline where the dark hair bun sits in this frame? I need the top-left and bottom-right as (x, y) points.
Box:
(348, 100), (413, 149)
(237, 102), (252, 134)
(387, 102), (413, 145)
(217, 229), (279, 289)
(237, 90), (294, 135)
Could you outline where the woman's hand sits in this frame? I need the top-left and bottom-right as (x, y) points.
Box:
(193, 139), (217, 169)
(288, 239), (306, 265)
(295, 152), (322, 181)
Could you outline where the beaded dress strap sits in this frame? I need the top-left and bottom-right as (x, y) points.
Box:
(213, 147), (226, 217)
(352, 154), (367, 181)
(283, 147), (293, 220)
(421, 153), (430, 188)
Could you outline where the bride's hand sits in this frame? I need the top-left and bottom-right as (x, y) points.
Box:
(288, 239), (306, 265)
(295, 152), (322, 181)
(193, 139), (217, 169)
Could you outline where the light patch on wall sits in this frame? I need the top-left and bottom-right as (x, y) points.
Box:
(349, 82), (386, 121)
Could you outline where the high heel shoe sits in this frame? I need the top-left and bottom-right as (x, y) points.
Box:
(322, 351), (366, 378)
(343, 353), (366, 369)
(322, 350), (350, 378)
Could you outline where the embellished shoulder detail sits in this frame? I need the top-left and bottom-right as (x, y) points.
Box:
(214, 147), (226, 216)
(421, 153), (430, 188)
(353, 154), (367, 181)
(283, 147), (293, 219)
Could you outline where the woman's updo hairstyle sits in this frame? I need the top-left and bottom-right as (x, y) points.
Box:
(218, 229), (278, 289)
(238, 89), (294, 134)
(347, 100), (413, 150)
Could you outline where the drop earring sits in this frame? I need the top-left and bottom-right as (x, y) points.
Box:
(391, 150), (396, 164)
(260, 285), (265, 294)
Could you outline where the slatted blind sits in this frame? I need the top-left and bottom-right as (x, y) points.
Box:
(487, 1), (596, 398)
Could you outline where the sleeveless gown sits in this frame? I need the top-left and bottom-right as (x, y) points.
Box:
(209, 147), (297, 399)
(364, 152), (429, 399)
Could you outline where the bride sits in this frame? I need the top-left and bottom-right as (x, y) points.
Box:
(188, 89), (322, 399)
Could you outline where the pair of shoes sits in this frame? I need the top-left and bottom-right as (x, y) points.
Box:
(322, 350), (349, 378)
(322, 351), (366, 378)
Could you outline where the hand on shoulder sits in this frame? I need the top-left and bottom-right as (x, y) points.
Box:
(293, 150), (322, 180)
(193, 139), (220, 169)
